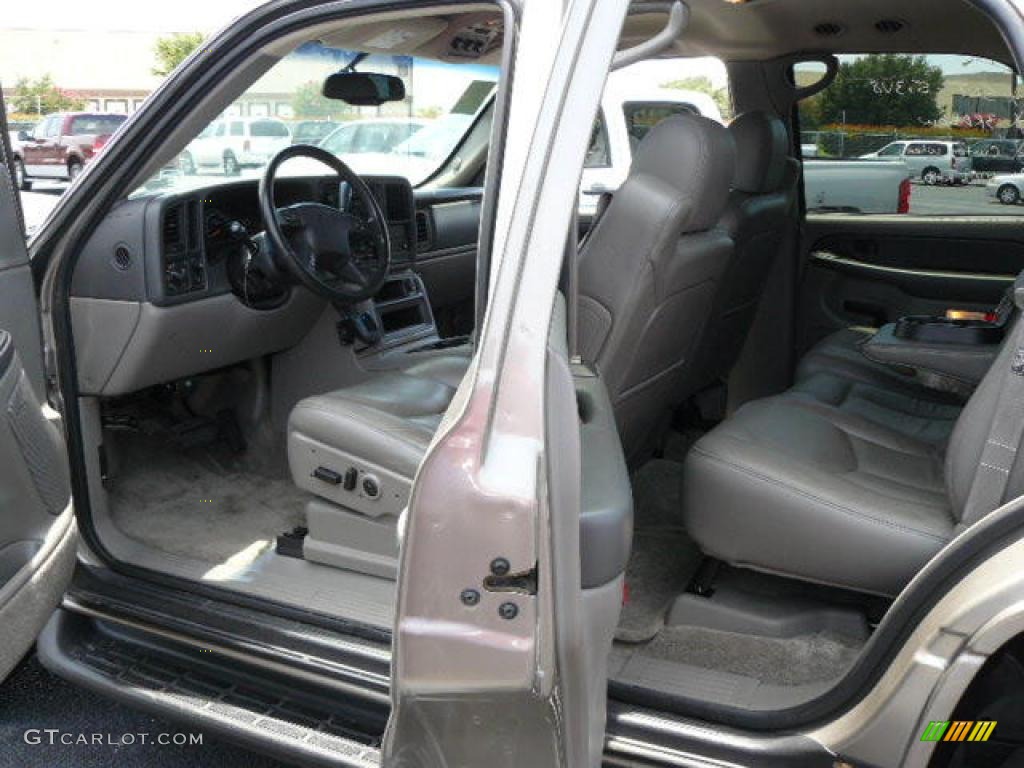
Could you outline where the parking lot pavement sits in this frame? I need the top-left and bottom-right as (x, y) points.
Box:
(907, 179), (1019, 216)
(19, 183), (66, 235)
(0, 654), (290, 768)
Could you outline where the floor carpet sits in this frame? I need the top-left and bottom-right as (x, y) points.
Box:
(616, 459), (702, 643)
(640, 626), (863, 686)
(108, 431), (307, 565)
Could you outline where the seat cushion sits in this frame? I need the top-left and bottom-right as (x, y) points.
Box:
(288, 355), (469, 515)
(683, 393), (955, 596)
(794, 328), (964, 445)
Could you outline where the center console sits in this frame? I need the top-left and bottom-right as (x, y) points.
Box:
(862, 311), (1009, 397)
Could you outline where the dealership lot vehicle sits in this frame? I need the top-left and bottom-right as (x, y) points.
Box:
(290, 119), (341, 145)
(988, 171), (1024, 204)
(16, 112), (126, 189)
(318, 117), (427, 156)
(861, 138), (973, 184)
(180, 117), (292, 175)
(970, 137), (1024, 175)
(7, 2), (1024, 767)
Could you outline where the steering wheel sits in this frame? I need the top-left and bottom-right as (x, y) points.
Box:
(258, 144), (391, 303)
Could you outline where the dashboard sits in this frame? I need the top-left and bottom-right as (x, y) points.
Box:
(156, 175), (416, 305)
(68, 176), (481, 397)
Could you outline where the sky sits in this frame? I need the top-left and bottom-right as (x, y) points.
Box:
(1, 0), (265, 33)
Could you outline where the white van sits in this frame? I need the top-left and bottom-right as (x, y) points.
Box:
(860, 139), (972, 184)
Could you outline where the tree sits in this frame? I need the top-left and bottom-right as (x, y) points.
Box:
(661, 75), (731, 119)
(153, 32), (205, 77)
(816, 54), (945, 127)
(291, 81), (352, 120)
(10, 75), (85, 116)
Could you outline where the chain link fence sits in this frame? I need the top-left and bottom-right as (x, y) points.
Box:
(801, 130), (968, 158)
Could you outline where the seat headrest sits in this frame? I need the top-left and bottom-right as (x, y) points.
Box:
(631, 113), (735, 233)
(729, 111), (789, 194)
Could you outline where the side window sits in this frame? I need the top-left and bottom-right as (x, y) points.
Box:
(230, 122), (244, 137)
(795, 53), (1023, 216)
(584, 112), (611, 168)
(45, 117), (61, 138)
(622, 102), (698, 146)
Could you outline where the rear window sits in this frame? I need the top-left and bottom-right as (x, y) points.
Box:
(250, 120), (289, 138)
(905, 143), (947, 156)
(69, 115), (125, 135)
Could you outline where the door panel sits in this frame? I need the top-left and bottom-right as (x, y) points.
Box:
(0, 101), (75, 681)
(799, 215), (1023, 353)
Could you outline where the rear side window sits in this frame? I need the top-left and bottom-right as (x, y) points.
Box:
(584, 113), (611, 168)
(795, 53), (1024, 216)
(905, 143), (947, 156)
(69, 115), (125, 135)
(250, 120), (289, 138)
(622, 102), (698, 144)
(230, 122), (245, 137)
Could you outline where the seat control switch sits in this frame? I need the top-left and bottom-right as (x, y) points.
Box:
(313, 466), (342, 485)
(362, 475), (380, 499)
(343, 467), (358, 491)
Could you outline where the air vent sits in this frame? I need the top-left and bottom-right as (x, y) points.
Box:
(162, 204), (183, 253)
(112, 244), (132, 271)
(875, 18), (906, 34)
(812, 21), (844, 37)
(415, 210), (432, 250)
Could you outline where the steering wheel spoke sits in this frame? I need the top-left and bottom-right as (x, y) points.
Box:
(341, 260), (369, 288)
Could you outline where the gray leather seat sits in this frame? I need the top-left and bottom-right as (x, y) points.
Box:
(686, 111), (799, 393)
(684, 293), (1024, 596)
(793, 328), (965, 445)
(577, 113), (736, 461)
(288, 355), (469, 512)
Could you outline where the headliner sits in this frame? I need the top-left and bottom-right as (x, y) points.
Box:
(621, 0), (1016, 66)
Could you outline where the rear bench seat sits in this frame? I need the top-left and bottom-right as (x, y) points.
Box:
(683, 282), (1023, 596)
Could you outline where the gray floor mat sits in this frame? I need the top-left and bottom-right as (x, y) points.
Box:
(636, 625), (862, 686)
(108, 432), (308, 565)
(616, 459), (702, 643)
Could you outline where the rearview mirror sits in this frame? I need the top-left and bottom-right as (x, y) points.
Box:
(323, 72), (406, 107)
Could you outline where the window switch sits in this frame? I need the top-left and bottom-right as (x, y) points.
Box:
(343, 467), (358, 491)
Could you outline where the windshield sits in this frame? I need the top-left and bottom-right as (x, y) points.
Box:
(137, 45), (497, 194)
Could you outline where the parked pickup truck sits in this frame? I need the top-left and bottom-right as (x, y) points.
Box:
(579, 87), (912, 215)
(16, 112), (127, 190)
(804, 159), (913, 214)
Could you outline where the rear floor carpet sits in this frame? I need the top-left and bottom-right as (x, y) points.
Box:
(108, 431), (308, 565)
(637, 626), (863, 686)
(616, 459), (702, 643)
